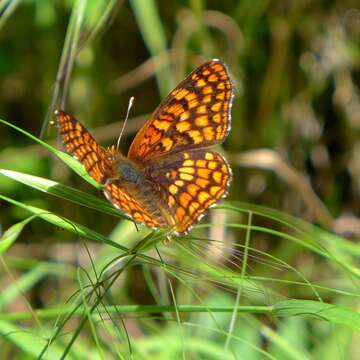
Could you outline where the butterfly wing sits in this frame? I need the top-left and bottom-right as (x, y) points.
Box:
(103, 180), (167, 229)
(53, 60), (233, 234)
(127, 60), (233, 162)
(53, 110), (114, 184)
(145, 149), (232, 234)
(54, 112), (168, 228)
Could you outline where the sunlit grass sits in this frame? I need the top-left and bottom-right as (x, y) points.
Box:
(1, 0), (359, 359)
(1, 116), (359, 358)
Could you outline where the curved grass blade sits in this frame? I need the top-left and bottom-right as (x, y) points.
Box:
(0, 194), (127, 252)
(219, 203), (360, 277)
(0, 118), (99, 187)
(0, 215), (37, 254)
(78, 0), (123, 51)
(0, 169), (120, 218)
(273, 299), (360, 331)
(0, 320), (67, 359)
(0, 194), (172, 271)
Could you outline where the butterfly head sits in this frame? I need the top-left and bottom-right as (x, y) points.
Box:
(50, 109), (65, 127)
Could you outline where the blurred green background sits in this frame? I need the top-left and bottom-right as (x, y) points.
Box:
(0, 0), (359, 359)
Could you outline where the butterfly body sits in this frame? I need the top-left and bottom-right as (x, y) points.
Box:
(101, 152), (170, 227)
(53, 60), (233, 235)
(112, 155), (144, 185)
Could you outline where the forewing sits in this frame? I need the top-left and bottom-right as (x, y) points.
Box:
(128, 60), (233, 162)
(53, 110), (114, 184)
(146, 149), (232, 234)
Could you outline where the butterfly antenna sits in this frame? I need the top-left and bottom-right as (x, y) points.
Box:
(116, 96), (134, 150)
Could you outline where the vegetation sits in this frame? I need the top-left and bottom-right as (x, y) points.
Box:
(0, 1), (359, 359)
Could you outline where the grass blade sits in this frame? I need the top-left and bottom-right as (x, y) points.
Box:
(0, 0), (21, 31)
(0, 216), (37, 254)
(129, 0), (174, 96)
(273, 299), (360, 331)
(0, 169), (120, 218)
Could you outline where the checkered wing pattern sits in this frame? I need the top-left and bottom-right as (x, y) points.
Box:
(128, 60), (233, 162)
(52, 60), (233, 235)
(103, 181), (165, 229)
(53, 110), (114, 184)
(147, 149), (231, 234)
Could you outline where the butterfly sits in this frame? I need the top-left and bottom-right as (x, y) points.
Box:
(52, 59), (233, 235)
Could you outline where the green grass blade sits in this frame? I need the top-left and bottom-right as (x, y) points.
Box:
(0, 320), (67, 359)
(2, 300), (358, 330)
(273, 299), (360, 331)
(0, 194), (172, 271)
(0, 263), (49, 310)
(0, 304), (272, 322)
(225, 211), (253, 350)
(267, 317), (309, 360)
(0, 118), (99, 187)
(79, 0), (122, 51)
(221, 203), (360, 277)
(59, 0), (87, 108)
(0, 0), (21, 31)
(0, 194), (127, 252)
(76, 268), (104, 359)
(129, 0), (174, 96)
(0, 169), (120, 218)
(0, 215), (36, 254)
(41, 0), (87, 136)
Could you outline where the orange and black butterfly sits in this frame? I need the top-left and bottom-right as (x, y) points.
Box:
(52, 60), (233, 234)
